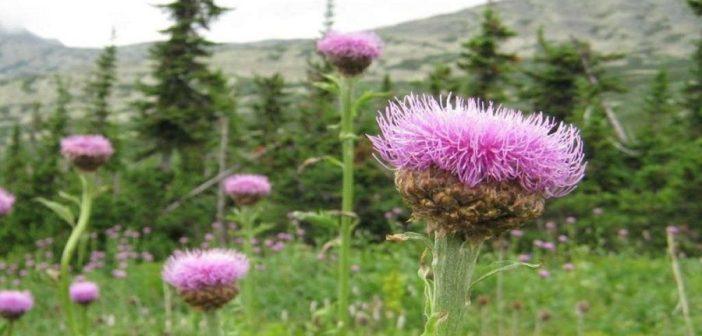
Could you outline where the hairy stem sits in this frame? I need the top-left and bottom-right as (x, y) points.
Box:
(241, 207), (257, 323)
(337, 76), (356, 332)
(429, 234), (483, 336)
(667, 232), (695, 336)
(59, 173), (93, 336)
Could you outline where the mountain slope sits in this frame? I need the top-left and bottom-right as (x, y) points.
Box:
(0, 0), (699, 126)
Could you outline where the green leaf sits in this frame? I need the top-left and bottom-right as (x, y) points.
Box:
(58, 192), (81, 207)
(386, 231), (432, 249)
(35, 197), (75, 227)
(297, 156), (343, 174)
(290, 211), (339, 229)
(251, 223), (275, 236)
(352, 90), (389, 117)
(471, 261), (539, 286)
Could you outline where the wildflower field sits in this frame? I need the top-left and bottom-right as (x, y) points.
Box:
(2, 0), (702, 335)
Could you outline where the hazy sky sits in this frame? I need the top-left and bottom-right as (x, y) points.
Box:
(0, 0), (487, 48)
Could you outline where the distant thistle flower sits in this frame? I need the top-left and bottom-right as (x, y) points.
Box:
(510, 229), (524, 238)
(223, 174), (271, 206)
(666, 225), (680, 236)
(370, 95), (586, 239)
(60, 135), (114, 171)
(0, 188), (15, 215)
(69, 280), (100, 305)
(0, 290), (33, 320)
(163, 249), (249, 311)
(317, 31), (383, 76)
(562, 263), (575, 272)
(518, 254), (532, 263)
(538, 269), (550, 278)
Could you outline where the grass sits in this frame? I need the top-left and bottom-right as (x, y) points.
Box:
(5, 241), (701, 335)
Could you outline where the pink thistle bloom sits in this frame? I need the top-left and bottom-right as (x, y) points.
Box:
(533, 240), (544, 248)
(0, 188), (15, 215)
(666, 225), (680, 236)
(565, 216), (577, 225)
(163, 249), (249, 310)
(111, 269), (127, 279)
(70, 281), (100, 305)
(369, 95), (586, 198)
(223, 174), (271, 206)
(617, 228), (629, 239)
(545, 221), (557, 231)
(541, 242), (556, 251)
(317, 31), (383, 76)
(510, 229), (524, 238)
(538, 269), (550, 279)
(558, 235), (568, 243)
(0, 290), (33, 320)
(60, 135), (114, 171)
(562, 263), (575, 272)
(518, 254), (532, 263)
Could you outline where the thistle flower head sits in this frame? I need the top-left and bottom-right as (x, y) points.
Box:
(0, 188), (15, 216)
(163, 249), (249, 311)
(0, 290), (33, 320)
(370, 94), (586, 239)
(60, 135), (114, 171)
(69, 280), (100, 305)
(223, 174), (271, 206)
(317, 31), (383, 76)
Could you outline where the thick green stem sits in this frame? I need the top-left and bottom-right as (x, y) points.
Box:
(205, 311), (222, 336)
(429, 234), (483, 336)
(4, 321), (13, 336)
(163, 281), (173, 335)
(337, 76), (356, 332)
(667, 232), (695, 336)
(59, 174), (93, 336)
(241, 207), (256, 324)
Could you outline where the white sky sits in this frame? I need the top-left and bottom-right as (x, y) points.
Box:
(0, 0), (487, 48)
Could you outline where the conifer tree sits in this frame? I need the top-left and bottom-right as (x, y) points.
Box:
(252, 73), (288, 140)
(2, 124), (27, 188)
(135, 0), (226, 171)
(33, 76), (70, 196)
(85, 41), (117, 135)
(685, 0), (702, 134)
(457, 5), (516, 101)
(427, 63), (457, 97)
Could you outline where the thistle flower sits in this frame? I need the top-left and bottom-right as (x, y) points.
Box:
(0, 290), (33, 320)
(0, 188), (15, 215)
(60, 135), (114, 171)
(510, 229), (524, 238)
(163, 249), (249, 311)
(562, 263), (575, 272)
(370, 94), (586, 239)
(223, 174), (271, 206)
(317, 31), (383, 76)
(69, 280), (100, 305)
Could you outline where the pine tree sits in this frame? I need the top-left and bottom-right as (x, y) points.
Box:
(33, 76), (70, 196)
(252, 73), (288, 140)
(522, 30), (584, 121)
(2, 124), (27, 188)
(685, 0), (702, 134)
(426, 63), (457, 97)
(134, 0), (226, 171)
(457, 5), (517, 101)
(381, 73), (394, 97)
(85, 42), (117, 135)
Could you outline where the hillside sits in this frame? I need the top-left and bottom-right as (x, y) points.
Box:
(0, 0), (700, 126)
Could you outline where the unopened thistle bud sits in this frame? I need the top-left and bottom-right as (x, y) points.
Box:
(317, 31), (383, 77)
(163, 249), (249, 311)
(60, 135), (114, 172)
(223, 174), (271, 206)
(370, 95), (586, 240)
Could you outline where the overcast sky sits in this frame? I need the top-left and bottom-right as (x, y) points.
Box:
(0, 0), (487, 48)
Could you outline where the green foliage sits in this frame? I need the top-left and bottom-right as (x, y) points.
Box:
(457, 6), (517, 101)
(134, 0), (227, 171)
(426, 63), (458, 97)
(252, 73), (289, 140)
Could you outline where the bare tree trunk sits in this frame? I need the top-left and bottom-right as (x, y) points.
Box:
(575, 41), (629, 144)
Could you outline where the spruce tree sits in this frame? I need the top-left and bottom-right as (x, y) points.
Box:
(252, 73), (288, 140)
(522, 30), (584, 121)
(33, 76), (70, 196)
(457, 5), (516, 101)
(685, 0), (702, 134)
(427, 63), (457, 97)
(2, 124), (27, 188)
(85, 42), (117, 135)
(135, 0), (226, 171)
